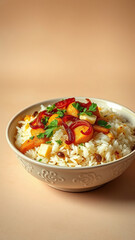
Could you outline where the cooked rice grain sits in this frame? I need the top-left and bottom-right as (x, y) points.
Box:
(15, 106), (135, 167)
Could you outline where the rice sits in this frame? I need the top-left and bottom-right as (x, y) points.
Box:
(15, 105), (135, 167)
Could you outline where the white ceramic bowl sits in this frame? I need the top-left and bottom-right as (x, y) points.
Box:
(6, 97), (135, 192)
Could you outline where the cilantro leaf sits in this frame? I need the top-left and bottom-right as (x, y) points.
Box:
(97, 120), (111, 129)
(38, 159), (42, 162)
(83, 108), (87, 113)
(48, 119), (58, 128)
(79, 102), (97, 116)
(47, 104), (56, 112)
(30, 136), (34, 140)
(44, 129), (54, 138)
(79, 143), (84, 146)
(55, 140), (62, 145)
(88, 103), (97, 112)
(79, 111), (93, 116)
(72, 102), (83, 112)
(46, 141), (52, 144)
(85, 111), (93, 116)
(56, 109), (66, 118)
(37, 132), (46, 139)
(37, 119), (59, 139)
(41, 116), (49, 125)
(105, 125), (111, 129)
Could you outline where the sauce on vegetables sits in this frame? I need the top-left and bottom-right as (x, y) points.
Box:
(20, 98), (112, 153)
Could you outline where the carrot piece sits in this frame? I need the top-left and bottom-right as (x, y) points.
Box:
(24, 115), (32, 121)
(48, 114), (62, 125)
(66, 102), (79, 118)
(107, 132), (114, 140)
(31, 128), (45, 136)
(93, 125), (109, 134)
(74, 125), (93, 144)
(20, 136), (47, 154)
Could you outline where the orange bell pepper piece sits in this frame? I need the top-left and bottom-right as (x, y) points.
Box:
(66, 102), (79, 118)
(93, 125), (109, 134)
(48, 113), (62, 126)
(74, 125), (93, 144)
(20, 136), (48, 154)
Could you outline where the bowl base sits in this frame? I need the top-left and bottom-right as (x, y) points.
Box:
(48, 183), (105, 192)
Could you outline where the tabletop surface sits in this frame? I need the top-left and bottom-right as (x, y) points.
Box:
(0, 1), (135, 240)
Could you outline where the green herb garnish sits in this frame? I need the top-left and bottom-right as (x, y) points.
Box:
(72, 102), (83, 112)
(79, 103), (97, 116)
(79, 108), (87, 114)
(56, 109), (66, 118)
(37, 132), (46, 139)
(38, 159), (42, 162)
(79, 143), (84, 146)
(79, 110), (93, 116)
(55, 140), (62, 145)
(88, 103), (97, 112)
(46, 141), (52, 144)
(97, 120), (111, 129)
(48, 119), (58, 127)
(37, 119), (59, 138)
(30, 136), (34, 140)
(45, 119), (59, 138)
(41, 116), (49, 125)
(85, 111), (93, 116)
(47, 104), (55, 112)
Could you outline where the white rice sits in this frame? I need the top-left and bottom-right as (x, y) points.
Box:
(15, 105), (135, 167)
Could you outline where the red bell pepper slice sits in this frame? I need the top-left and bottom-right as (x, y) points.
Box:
(62, 121), (75, 145)
(55, 98), (75, 109)
(70, 120), (93, 135)
(62, 115), (78, 123)
(30, 110), (53, 129)
(77, 98), (92, 110)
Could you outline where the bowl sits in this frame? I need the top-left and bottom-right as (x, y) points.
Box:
(6, 97), (135, 192)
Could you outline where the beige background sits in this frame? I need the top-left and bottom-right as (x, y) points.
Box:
(0, 0), (135, 239)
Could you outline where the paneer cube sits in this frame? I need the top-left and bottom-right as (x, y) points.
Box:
(38, 144), (52, 158)
(79, 114), (97, 124)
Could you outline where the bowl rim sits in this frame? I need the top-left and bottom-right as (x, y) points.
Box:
(6, 97), (135, 170)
